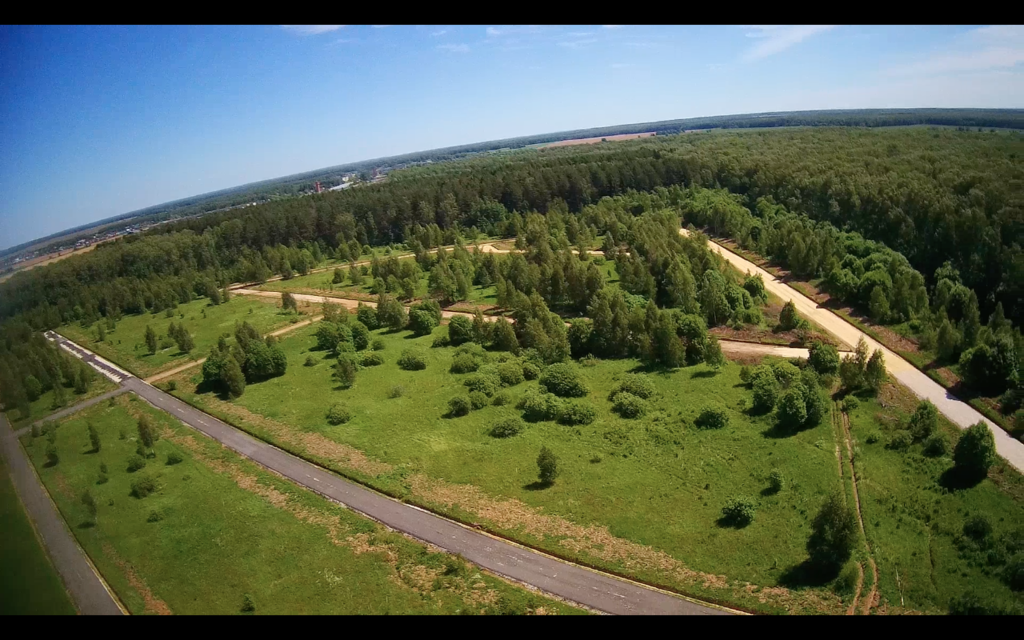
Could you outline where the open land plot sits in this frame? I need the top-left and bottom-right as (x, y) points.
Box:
(8, 375), (119, 430)
(0, 453), (76, 615)
(542, 133), (657, 148)
(18, 394), (582, 615)
(159, 318), (1024, 614)
(57, 295), (303, 379)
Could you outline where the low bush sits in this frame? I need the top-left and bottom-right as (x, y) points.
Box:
(522, 362), (540, 380)
(448, 396), (471, 417)
(130, 475), (156, 498)
(963, 515), (992, 541)
(464, 373), (500, 397)
(490, 417), (525, 438)
(360, 352), (384, 367)
(326, 404), (352, 425)
(167, 380), (177, 391)
(432, 334), (451, 348)
(841, 396), (859, 412)
(126, 454), (146, 473)
(768, 469), (784, 493)
(865, 431), (882, 445)
(450, 354), (479, 374)
(539, 363), (589, 398)
(1004, 554), (1024, 591)
(886, 430), (914, 452)
(558, 400), (597, 426)
(397, 349), (427, 371)
(497, 362), (525, 387)
(721, 496), (756, 527)
(492, 391), (512, 406)
(923, 432), (949, 457)
(371, 337), (386, 351)
(610, 374), (655, 400)
(387, 385), (404, 399)
(147, 510), (163, 523)
(518, 391), (563, 422)
(612, 392), (647, 419)
(469, 391), (489, 410)
(695, 406), (729, 430)
(304, 355), (318, 367)
(166, 451), (183, 465)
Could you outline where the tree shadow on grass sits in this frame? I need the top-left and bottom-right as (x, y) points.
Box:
(939, 466), (987, 491)
(778, 560), (841, 589)
(523, 480), (553, 491)
(690, 369), (718, 379)
(761, 485), (781, 497)
(77, 521), (96, 530)
(763, 422), (798, 439)
(716, 515), (753, 529)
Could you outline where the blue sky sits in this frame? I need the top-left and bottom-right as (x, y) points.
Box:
(1, 24), (1022, 250)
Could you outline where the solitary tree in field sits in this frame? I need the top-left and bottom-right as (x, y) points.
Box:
(88, 423), (101, 453)
(174, 327), (194, 354)
(806, 491), (857, 573)
(145, 323), (156, 354)
(282, 292), (298, 312)
(332, 268), (344, 284)
(97, 323), (106, 343)
(137, 415), (157, 450)
(81, 490), (97, 524)
(954, 422), (996, 480)
(778, 301), (800, 331)
(537, 446), (559, 485)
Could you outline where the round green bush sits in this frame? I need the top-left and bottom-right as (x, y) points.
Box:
(469, 391), (489, 410)
(768, 469), (784, 493)
(492, 391), (512, 406)
(448, 396), (471, 417)
(539, 363), (589, 398)
(360, 352), (384, 367)
(126, 454), (146, 473)
(490, 417), (525, 438)
(517, 391), (563, 422)
(304, 354), (318, 367)
(923, 432), (949, 457)
(612, 392), (646, 419)
(612, 374), (655, 400)
(130, 475), (156, 498)
(166, 451), (183, 466)
(963, 515), (992, 541)
(387, 385), (404, 399)
(371, 337), (386, 351)
(841, 396), (859, 413)
(558, 400), (597, 426)
(695, 406), (729, 430)
(721, 496), (756, 527)
(397, 349), (427, 371)
(432, 334), (451, 348)
(886, 430), (913, 452)
(497, 362), (525, 387)
(464, 373), (500, 397)
(326, 404), (352, 425)
(521, 362), (540, 380)
(450, 354), (479, 374)
(1004, 554), (1024, 591)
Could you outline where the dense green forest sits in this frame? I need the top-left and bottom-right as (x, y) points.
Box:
(1, 126), (1020, 416)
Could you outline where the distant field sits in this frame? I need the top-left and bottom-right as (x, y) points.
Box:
(542, 132), (656, 148)
(0, 453), (76, 615)
(19, 395), (580, 615)
(0, 243), (102, 284)
(58, 295), (301, 378)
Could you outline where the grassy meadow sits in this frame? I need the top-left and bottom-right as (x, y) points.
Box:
(57, 295), (300, 378)
(18, 395), (581, 615)
(0, 453), (76, 615)
(8, 375), (119, 430)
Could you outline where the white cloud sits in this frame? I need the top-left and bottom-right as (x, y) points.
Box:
(740, 25), (835, 61)
(558, 39), (598, 49)
(566, 31), (595, 38)
(603, 25), (624, 29)
(281, 25), (344, 35)
(486, 27), (502, 37)
(885, 25), (1024, 77)
(431, 29), (448, 37)
(437, 43), (470, 53)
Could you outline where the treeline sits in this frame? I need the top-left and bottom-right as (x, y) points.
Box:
(0, 323), (100, 420)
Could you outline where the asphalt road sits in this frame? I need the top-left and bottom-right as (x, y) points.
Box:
(0, 412), (124, 615)
(46, 333), (733, 615)
(681, 229), (1024, 472)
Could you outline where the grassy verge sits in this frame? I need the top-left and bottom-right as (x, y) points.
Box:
(58, 295), (300, 379)
(0, 453), (77, 615)
(7, 375), (119, 430)
(18, 394), (581, 615)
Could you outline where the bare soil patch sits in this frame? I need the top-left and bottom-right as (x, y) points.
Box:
(542, 132), (656, 148)
(102, 543), (172, 615)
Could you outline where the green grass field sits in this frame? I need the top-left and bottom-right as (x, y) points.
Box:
(58, 295), (299, 378)
(18, 395), (581, 615)
(0, 453), (77, 615)
(166, 320), (860, 613)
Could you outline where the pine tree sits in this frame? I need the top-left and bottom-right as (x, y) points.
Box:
(145, 325), (158, 354)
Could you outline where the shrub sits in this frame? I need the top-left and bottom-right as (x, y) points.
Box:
(611, 374), (656, 400)
(612, 392), (647, 419)
(130, 475), (156, 498)
(126, 454), (146, 472)
(963, 515), (992, 541)
(304, 355), (318, 367)
(357, 303), (380, 330)
(397, 349), (427, 371)
(387, 385), (404, 399)
(558, 401), (597, 426)
(360, 352), (384, 367)
(841, 396), (859, 412)
(751, 375), (779, 413)
(923, 432), (949, 457)
(432, 334), (451, 348)
(907, 400), (938, 441)
(167, 380), (177, 391)
(807, 491), (857, 571)
(326, 404), (352, 425)
(241, 594), (256, 613)
(776, 388), (808, 430)
(464, 374), (500, 397)
(497, 362), (525, 387)
(490, 417), (525, 438)
(695, 406), (729, 430)
(886, 430), (914, 452)
(954, 422), (996, 477)
(492, 391), (511, 406)
(371, 337), (386, 351)
(408, 309), (438, 336)
(865, 431), (882, 445)
(147, 510), (163, 523)
(45, 444), (59, 466)
(448, 316), (474, 346)
(469, 391), (489, 410)
(739, 366), (752, 385)
(166, 451), (183, 465)
(448, 396), (471, 417)
(778, 301), (799, 331)
(537, 446), (559, 484)
(808, 341), (841, 375)
(1003, 554), (1024, 591)
(768, 470), (784, 493)
(539, 363), (589, 398)
(833, 562), (860, 596)
(351, 321), (370, 351)
(721, 496), (755, 527)
(521, 362), (540, 380)
(450, 354), (479, 374)
(518, 391), (563, 422)
(97, 473), (109, 485)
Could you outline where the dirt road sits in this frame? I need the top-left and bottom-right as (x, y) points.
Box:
(681, 229), (1024, 473)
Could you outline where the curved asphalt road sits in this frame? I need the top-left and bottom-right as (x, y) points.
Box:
(44, 332), (733, 615)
